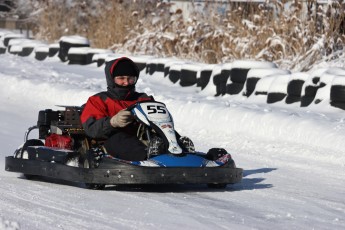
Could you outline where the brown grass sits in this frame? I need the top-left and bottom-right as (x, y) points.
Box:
(30, 0), (345, 71)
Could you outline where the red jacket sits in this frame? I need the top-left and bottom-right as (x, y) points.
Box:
(80, 92), (152, 139)
(80, 57), (153, 139)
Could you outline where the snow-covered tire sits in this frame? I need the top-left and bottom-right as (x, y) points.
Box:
(301, 85), (318, 107)
(197, 70), (212, 90)
(20, 47), (34, 57)
(330, 85), (345, 102)
(169, 70), (181, 83)
(35, 51), (48, 61)
(135, 62), (146, 72)
(285, 95), (300, 104)
(330, 101), (345, 110)
(68, 53), (88, 65)
(287, 79), (304, 97)
(244, 77), (260, 97)
(213, 72), (228, 96)
(180, 69), (197, 87)
(267, 92), (286, 104)
(147, 63), (157, 75)
(230, 68), (250, 84)
(226, 82), (244, 95)
(285, 79), (305, 104)
(49, 47), (59, 57)
(164, 66), (170, 77)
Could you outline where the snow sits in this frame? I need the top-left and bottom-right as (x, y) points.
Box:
(59, 35), (90, 45)
(1, 52), (345, 230)
(268, 74), (291, 93)
(34, 45), (49, 53)
(231, 60), (277, 69)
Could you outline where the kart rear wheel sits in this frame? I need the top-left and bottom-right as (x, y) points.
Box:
(14, 139), (44, 180)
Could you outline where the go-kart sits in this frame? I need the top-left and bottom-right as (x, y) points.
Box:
(5, 101), (243, 189)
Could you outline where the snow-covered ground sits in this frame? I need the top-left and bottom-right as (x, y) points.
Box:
(1, 52), (345, 230)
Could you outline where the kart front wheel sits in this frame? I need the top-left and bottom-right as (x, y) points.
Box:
(79, 154), (105, 190)
(207, 183), (227, 189)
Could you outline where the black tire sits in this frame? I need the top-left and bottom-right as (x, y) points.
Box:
(35, 52), (48, 61)
(135, 63), (146, 72)
(287, 80), (304, 97)
(330, 101), (345, 110)
(330, 85), (345, 103)
(244, 77), (260, 97)
(301, 85), (319, 107)
(230, 68), (250, 83)
(301, 86), (318, 107)
(164, 66), (170, 77)
(79, 152), (105, 190)
(157, 63), (165, 72)
(15, 139), (44, 180)
(14, 139), (44, 159)
(285, 95), (300, 104)
(23, 174), (36, 180)
(58, 41), (89, 62)
(267, 92), (286, 104)
(0, 47), (6, 54)
(169, 70), (181, 83)
(197, 70), (212, 89)
(20, 47), (34, 57)
(49, 47), (59, 57)
(207, 183), (227, 189)
(226, 82), (244, 95)
(180, 69), (197, 87)
(147, 63), (157, 75)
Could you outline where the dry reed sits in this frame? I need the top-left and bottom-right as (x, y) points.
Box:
(28, 0), (345, 71)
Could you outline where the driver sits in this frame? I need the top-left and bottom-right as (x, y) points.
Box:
(80, 57), (153, 161)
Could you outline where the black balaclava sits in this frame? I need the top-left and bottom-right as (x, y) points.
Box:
(104, 57), (140, 100)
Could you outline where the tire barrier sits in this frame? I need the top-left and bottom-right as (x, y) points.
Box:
(2, 31), (345, 111)
(227, 60), (278, 95)
(179, 64), (203, 87)
(312, 73), (337, 105)
(35, 46), (49, 61)
(267, 74), (290, 104)
(243, 68), (290, 97)
(67, 47), (90, 65)
(285, 72), (308, 104)
(214, 63), (231, 96)
(146, 58), (166, 75)
(168, 63), (182, 84)
(300, 68), (328, 107)
(197, 65), (214, 90)
(93, 53), (114, 67)
(253, 75), (276, 96)
(329, 75), (345, 110)
(146, 59), (157, 75)
(131, 56), (147, 72)
(10, 41), (35, 57)
(2, 33), (26, 46)
(67, 48), (112, 65)
(58, 35), (90, 62)
(48, 43), (59, 57)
